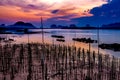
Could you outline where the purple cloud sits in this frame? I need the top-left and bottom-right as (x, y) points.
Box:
(51, 9), (60, 14)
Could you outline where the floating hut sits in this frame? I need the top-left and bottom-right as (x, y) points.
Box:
(73, 38), (97, 43)
(99, 43), (120, 51)
(56, 39), (65, 42)
(51, 35), (64, 38)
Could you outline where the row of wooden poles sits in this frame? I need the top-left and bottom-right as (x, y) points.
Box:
(0, 43), (120, 80)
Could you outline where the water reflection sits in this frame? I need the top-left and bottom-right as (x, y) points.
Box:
(0, 29), (120, 57)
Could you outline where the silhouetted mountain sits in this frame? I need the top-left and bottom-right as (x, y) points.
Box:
(50, 24), (68, 29)
(50, 24), (58, 28)
(0, 24), (6, 32)
(79, 24), (97, 29)
(101, 22), (120, 29)
(69, 24), (78, 29)
(66, 24), (96, 29)
(80, 26), (97, 29)
(8, 21), (36, 29)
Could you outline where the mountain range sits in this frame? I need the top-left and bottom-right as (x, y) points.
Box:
(0, 21), (120, 29)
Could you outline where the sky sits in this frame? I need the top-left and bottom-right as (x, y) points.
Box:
(0, 0), (120, 27)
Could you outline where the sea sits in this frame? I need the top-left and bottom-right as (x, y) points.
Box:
(0, 29), (120, 57)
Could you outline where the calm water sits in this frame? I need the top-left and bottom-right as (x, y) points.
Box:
(0, 29), (120, 57)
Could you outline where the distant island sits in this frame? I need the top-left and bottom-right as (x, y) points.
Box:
(101, 22), (120, 29)
(0, 21), (36, 30)
(0, 21), (38, 34)
(50, 24), (97, 29)
(9, 21), (36, 29)
(50, 22), (120, 29)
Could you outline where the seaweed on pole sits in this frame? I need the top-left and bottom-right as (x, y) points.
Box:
(41, 17), (45, 80)
(27, 44), (32, 80)
(0, 43), (120, 80)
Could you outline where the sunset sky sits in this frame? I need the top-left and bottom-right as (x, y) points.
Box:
(0, 0), (120, 27)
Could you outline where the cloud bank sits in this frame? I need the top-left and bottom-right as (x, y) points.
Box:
(77, 0), (120, 26)
(0, 0), (107, 26)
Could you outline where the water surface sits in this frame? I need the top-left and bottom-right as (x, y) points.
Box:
(0, 29), (120, 57)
